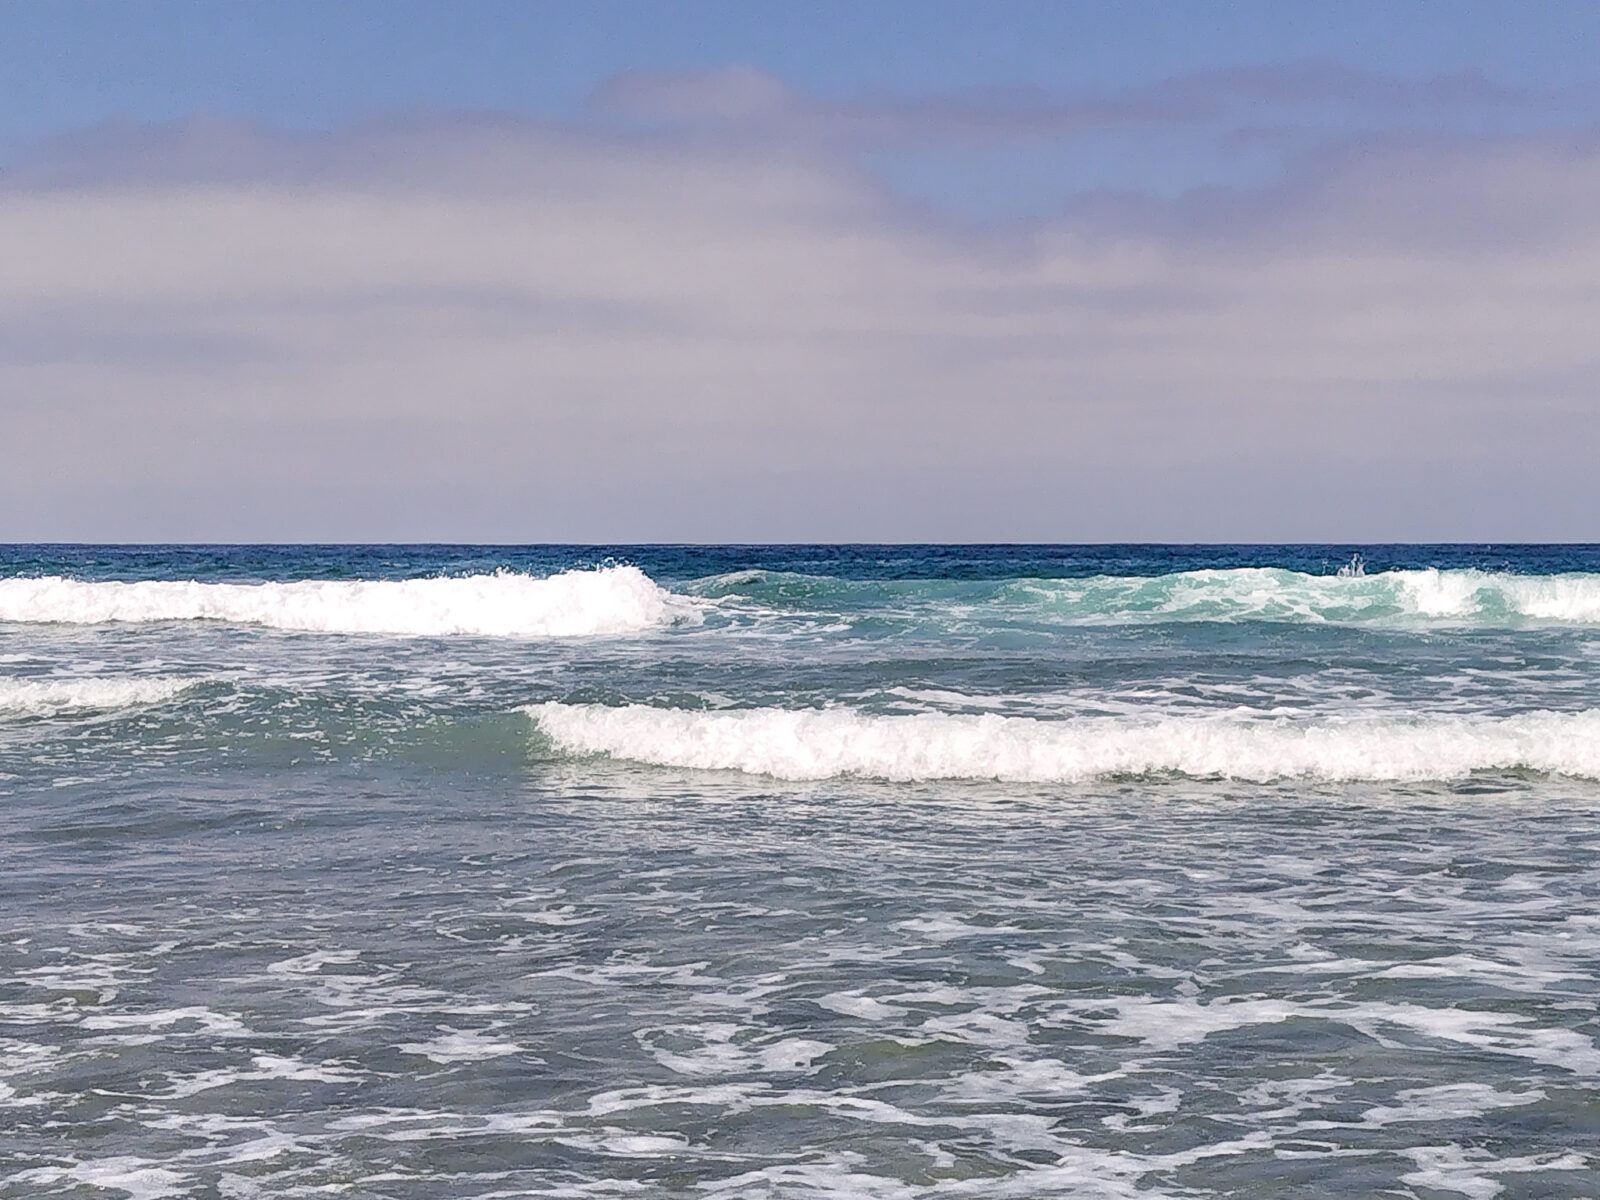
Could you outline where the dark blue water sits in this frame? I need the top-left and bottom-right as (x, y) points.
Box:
(7, 542), (1600, 582)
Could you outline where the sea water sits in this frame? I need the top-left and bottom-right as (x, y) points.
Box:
(1, 544), (1597, 1198)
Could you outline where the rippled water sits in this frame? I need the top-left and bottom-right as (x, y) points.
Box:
(2, 545), (1597, 1198)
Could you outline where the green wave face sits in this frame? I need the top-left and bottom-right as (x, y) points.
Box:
(688, 567), (1600, 627)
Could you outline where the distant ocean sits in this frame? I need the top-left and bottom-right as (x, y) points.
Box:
(3, 544), (1597, 1199)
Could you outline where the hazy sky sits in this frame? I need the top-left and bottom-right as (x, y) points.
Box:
(4, 1), (1599, 541)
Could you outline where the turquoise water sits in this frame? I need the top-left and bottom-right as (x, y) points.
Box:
(2, 545), (1598, 1197)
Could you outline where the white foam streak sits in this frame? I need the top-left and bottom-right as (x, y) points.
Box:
(0, 566), (684, 637)
(0, 676), (197, 715)
(525, 702), (1600, 783)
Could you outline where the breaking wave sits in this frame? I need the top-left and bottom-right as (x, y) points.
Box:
(0, 567), (687, 637)
(524, 702), (1600, 782)
(0, 676), (200, 716)
(694, 567), (1600, 626)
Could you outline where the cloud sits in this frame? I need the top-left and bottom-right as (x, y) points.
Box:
(1, 106), (1597, 541)
(589, 61), (1542, 145)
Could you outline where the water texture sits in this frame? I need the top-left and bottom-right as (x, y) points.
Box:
(2, 545), (1598, 1198)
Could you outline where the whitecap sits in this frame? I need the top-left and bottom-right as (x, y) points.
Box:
(524, 701), (1600, 783)
(0, 566), (689, 637)
(0, 675), (199, 715)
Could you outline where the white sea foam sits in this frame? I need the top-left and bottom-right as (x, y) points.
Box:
(0, 675), (198, 715)
(1394, 569), (1600, 622)
(639, 1023), (833, 1077)
(0, 566), (686, 637)
(1361, 1083), (1543, 1127)
(1055, 567), (1600, 625)
(524, 702), (1600, 782)
(9, 1157), (188, 1200)
(1399, 1145), (1588, 1200)
(161, 1054), (364, 1099)
(397, 1028), (523, 1064)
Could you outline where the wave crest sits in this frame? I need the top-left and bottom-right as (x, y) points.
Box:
(524, 702), (1600, 782)
(0, 676), (200, 715)
(0, 566), (686, 637)
(694, 567), (1600, 626)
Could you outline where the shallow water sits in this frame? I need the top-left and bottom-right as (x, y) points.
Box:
(2, 545), (1597, 1198)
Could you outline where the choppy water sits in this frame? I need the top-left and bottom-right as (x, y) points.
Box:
(2, 544), (1598, 1198)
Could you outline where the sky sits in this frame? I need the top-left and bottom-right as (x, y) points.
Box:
(3, 0), (1599, 541)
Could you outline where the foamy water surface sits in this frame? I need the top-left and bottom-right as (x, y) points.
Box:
(2, 544), (1598, 1198)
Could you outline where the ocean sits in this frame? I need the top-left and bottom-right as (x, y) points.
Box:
(2, 544), (1597, 1199)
